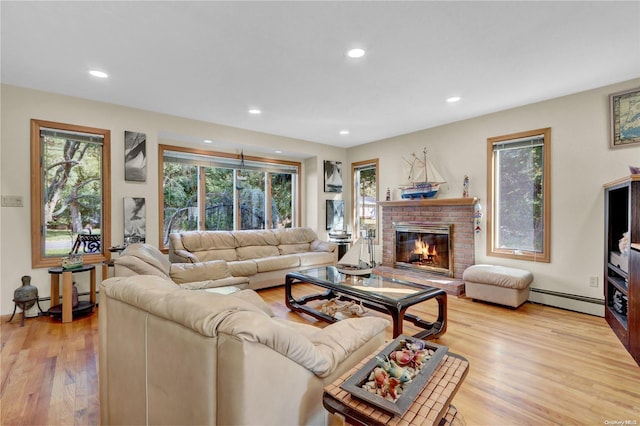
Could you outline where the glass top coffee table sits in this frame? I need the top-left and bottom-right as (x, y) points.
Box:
(285, 266), (447, 339)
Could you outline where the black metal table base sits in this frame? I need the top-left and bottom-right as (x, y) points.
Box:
(285, 274), (447, 339)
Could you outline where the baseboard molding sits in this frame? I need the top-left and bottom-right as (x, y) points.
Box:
(529, 288), (604, 317)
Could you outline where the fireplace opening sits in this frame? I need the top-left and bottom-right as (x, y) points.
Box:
(393, 222), (452, 276)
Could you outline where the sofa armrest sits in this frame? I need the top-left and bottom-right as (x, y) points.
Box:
(310, 239), (338, 253)
(170, 248), (199, 263)
(310, 239), (339, 263)
(114, 254), (172, 279)
(217, 314), (389, 378)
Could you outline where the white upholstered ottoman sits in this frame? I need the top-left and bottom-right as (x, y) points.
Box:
(462, 264), (533, 308)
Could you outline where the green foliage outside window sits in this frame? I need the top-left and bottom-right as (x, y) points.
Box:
(161, 146), (298, 246)
(496, 146), (544, 252)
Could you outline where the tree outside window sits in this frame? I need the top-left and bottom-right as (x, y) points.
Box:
(352, 159), (379, 240)
(160, 145), (299, 247)
(30, 119), (111, 267)
(487, 128), (550, 262)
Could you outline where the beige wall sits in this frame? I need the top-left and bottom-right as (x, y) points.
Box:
(2, 79), (640, 316)
(0, 84), (345, 315)
(349, 78), (640, 315)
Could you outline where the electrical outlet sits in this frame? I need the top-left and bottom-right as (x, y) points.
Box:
(589, 276), (598, 288)
(1, 195), (23, 207)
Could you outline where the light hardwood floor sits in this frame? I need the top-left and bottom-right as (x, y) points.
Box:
(2, 284), (639, 425)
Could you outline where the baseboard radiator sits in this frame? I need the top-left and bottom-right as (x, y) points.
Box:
(529, 288), (604, 317)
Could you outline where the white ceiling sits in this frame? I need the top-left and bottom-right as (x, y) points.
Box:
(2, 1), (639, 148)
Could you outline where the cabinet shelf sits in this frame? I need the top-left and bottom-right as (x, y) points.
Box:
(606, 272), (628, 294)
(607, 262), (628, 280)
(606, 305), (628, 329)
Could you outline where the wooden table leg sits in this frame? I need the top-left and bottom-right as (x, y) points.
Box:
(61, 271), (73, 323)
(50, 274), (60, 307)
(90, 267), (96, 306)
(101, 262), (108, 282)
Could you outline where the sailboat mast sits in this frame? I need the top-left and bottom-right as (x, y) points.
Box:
(423, 147), (428, 183)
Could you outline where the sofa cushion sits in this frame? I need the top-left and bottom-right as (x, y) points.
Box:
(278, 243), (311, 255)
(236, 245), (280, 261)
(228, 260), (258, 276)
(254, 255), (300, 273)
(180, 231), (238, 251)
(197, 249), (238, 262)
(298, 251), (336, 267)
(275, 227), (318, 244)
(169, 259), (231, 284)
(234, 229), (279, 247)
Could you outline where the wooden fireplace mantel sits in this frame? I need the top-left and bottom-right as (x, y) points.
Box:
(377, 197), (478, 207)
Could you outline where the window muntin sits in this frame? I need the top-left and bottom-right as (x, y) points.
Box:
(352, 159), (379, 240)
(160, 145), (299, 247)
(30, 119), (111, 268)
(487, 128), (550, 262)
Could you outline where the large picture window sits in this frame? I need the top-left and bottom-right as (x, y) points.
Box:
(487, 128), (550, 262)
(159, 145), (300, 247)
(352, 159), (379, 240)
(30, 119), (111, 268)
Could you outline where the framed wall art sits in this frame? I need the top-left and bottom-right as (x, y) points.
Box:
(124, 197), (146, 244)
(124, 131), (147, 181)
(610, 87), (640, 148)
(324, 160), (343, 193)
(326, 199), (345, 230)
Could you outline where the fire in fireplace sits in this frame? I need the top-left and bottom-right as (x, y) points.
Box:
(393, 222), (452, 276)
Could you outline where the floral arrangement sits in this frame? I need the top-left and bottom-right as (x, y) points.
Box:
(361, 338), (437, 402)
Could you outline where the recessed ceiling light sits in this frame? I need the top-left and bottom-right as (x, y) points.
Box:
(446, 96), (461, 103)
(203, 139), (213, 144)
(248, 108), (262, 115)
(274, 150), (283, 154)
(89, 70), (108, 78)
(346, 48), (366, 59)
(339, 129), (350, 135)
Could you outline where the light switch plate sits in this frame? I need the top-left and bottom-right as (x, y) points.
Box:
(1, 195), (24, 207)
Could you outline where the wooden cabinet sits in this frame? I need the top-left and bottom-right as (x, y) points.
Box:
(604, 176), (640, 365)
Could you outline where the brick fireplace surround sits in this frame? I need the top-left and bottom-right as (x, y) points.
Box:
(374, 198), (478, 296)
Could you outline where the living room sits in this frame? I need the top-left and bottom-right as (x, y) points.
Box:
(2, 1), (640, 425)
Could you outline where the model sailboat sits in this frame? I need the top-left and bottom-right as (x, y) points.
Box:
(336, 237), (375, 276)
(399, 148), (446, 199)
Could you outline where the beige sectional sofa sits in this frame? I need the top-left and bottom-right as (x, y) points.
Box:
(99, 275), (389, 425)
(169, 227), (338, 290)
(114, 243), (251, 290)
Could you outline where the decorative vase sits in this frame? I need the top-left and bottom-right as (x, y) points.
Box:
(72, 282), (79, 308)
(14, 276), (38, 310)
